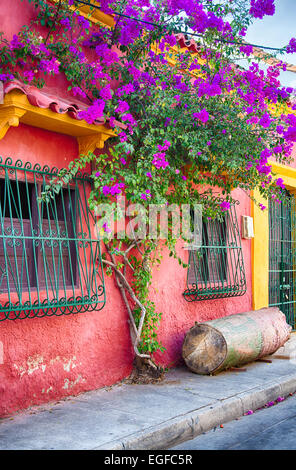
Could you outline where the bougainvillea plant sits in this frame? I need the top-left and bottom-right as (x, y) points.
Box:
(1, 0), (296, 377)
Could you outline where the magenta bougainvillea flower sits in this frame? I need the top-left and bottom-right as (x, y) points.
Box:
(266, 401), (275, 407)
(287, 38), (296, 54)
(249, 0), (275, 19)
(220, 201), (231, 211)
(192, 109), (210, 123)
(276, 178), (285, 189)
(115, 100), (130, 114)
(78, 100), (105, 124)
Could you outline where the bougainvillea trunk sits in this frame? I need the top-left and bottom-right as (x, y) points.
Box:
(182, 307), (292, 375)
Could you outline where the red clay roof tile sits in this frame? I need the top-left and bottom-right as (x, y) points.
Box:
(2, 80), (125, 129)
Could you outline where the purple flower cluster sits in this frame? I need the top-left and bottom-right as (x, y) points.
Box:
(115, 83), (135, 97)
(78, 99), (105, 124)
(249, 0), (275, 19)
(102, 182), (125, 197)
(240, 44), (253, 57)
(99, 84), (113, 100)
(220, 201), (231, 211)
(39, 58), (60, 75)
(152, 140), (171, 169)
(23, 70), (35, 82)
(72, 86), (87, 98)
(287, 38), (296, 54)
(115, 100), (130, 114)
(152, 152), (170, 169)
(192, 108), (209, 123)
(121, 113), (137, 132)
(0, 73), (14, 81)
(276, 178), (285, 190)
(259, 113), (272, 129)
(73, 11), (90, 30)
(10, 34), (24, 50)
(141, 189), (151, 200)
(95, 43), (119, 67)
(197, 79), (222, 98)
(256, 148), (273, 176)
(60, 17), (71, 29)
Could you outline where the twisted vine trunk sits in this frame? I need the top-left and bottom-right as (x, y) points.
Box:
(102, 242), (164, 383)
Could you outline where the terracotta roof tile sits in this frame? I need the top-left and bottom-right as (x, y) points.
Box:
(2, 80), (125, 129)
(175, 33), (201, 53)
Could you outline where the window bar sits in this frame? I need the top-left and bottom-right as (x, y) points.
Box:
(36, 172), (51, 310)
(0, 157), (106, 321)
(0, 175), (11, 303)
(46, 183), (66, 303)
(61, 185), (77, 300)
(5, 171), (22, 298)
(184, 202), (246, 301)
(81, 180), (100, 299)
(73, 181), (91, 299)
(227, 207), (238, 292)
(212, 216), (225, 289)
(14, 167), (33, 307)
(26, 170), (41, 310)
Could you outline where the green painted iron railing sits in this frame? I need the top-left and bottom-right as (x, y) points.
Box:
(269, 192), (296, 330)
(0, 157), (105, 321)
(183, 202), (246, 301)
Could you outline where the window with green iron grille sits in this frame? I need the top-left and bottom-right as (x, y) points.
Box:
(269, 191), (296, 330)
(183, 202), (246, 301)
(0, 157), (105, 321)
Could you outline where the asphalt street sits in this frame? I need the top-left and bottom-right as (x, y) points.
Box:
(171, 394), (296, 450)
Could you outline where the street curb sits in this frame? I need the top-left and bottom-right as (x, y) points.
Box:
(93, 372), (296, 450)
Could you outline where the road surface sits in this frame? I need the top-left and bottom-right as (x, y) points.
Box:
(171, 394), (296, 450)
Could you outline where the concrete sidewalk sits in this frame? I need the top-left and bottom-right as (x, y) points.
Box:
(0, 357), (296, 450)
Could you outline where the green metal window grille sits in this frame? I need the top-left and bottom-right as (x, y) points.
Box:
(269, 191), (296, 330)
(183, 203), (247, 301)
(0, 157), (105, 321)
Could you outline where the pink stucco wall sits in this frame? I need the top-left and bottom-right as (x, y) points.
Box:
(0, 122), (252, 417)
(0, 124), (135, 417)
(152, 187), (252, 367)
(0, 0), (252, 417)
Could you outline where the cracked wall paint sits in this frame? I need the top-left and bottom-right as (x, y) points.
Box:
(13, 355), (81, 378)
(13, 355), (46, 377)
(63, 357), (77, 372)
(63, 375), (85, 390)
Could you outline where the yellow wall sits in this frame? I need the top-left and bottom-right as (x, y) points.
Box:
(252, 162), (296, 310)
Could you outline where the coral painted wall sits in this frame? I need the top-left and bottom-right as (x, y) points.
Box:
(0, 124), (134, 417)
(152, 187), (252, 367)
(0, 123), (252, 417)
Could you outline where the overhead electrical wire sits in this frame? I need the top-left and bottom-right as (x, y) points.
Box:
(74, 0), (288, 53)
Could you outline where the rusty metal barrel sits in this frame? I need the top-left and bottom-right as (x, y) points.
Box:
(182, 307), (292, 375)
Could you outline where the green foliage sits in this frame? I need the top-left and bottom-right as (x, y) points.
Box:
(3, 0), (294, 358)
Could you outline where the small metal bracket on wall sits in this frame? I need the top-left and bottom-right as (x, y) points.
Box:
(241, 215), (254, 239)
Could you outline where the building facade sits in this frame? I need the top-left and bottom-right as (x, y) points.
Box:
(0, 0), (294, 417)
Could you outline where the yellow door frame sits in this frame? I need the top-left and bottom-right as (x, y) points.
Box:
(252, 161), (296, 310)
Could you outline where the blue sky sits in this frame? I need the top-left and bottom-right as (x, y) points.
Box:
(245, 0), (296, 88)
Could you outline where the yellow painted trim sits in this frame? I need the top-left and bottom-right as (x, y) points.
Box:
(150, 42), (205, 77)
(252, 162), (296, 310)
(271, 161), (296, 185)
(50, 0), (114, 28)
(251, 189), (269, 310)
(0, 89), (116, 154)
